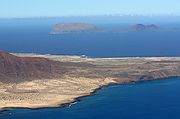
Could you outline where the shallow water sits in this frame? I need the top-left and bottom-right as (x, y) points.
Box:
(1, 77), (180, 119)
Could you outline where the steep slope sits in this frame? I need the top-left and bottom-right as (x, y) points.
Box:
(0, 51), (67, 83)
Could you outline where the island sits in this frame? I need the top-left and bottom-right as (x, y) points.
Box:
(50, 23), (98, 34)
(1, 51), (180, 109)
(132, 24), (159, 31)
(50, 23), (159, 34)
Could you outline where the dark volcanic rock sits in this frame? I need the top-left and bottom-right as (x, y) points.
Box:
(133, 24), (159, 31)
(133, 24), (146, 31)
(146, 24), (159, 30)
(51, 23), (98, 34)
(0, 51), (68, 83)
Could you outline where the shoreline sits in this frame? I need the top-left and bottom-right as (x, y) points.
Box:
(12, 53), (180, 58)
(1, 76), (180, 113)
(0, 82), (116, 112)
(0, 76), (116, 110)
(1, 53), (180, 112)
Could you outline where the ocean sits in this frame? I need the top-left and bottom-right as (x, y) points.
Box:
(0, 19), (180, 57)
(1, 77), (180, 119)
(0, 19), (180, 119)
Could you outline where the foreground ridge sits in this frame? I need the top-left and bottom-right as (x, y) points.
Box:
(0, 51), (180, 109)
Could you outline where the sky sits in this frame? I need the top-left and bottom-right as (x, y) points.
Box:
(0, 0), (180, 18)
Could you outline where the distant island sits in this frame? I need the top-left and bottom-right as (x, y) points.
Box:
(1, 50), (180, 110)
(50, 23), (98, 34)
(50, 23), (159, 34)
(132, 24), (159, 31)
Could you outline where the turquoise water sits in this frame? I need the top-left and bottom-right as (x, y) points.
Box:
(1, 77), (180, 119)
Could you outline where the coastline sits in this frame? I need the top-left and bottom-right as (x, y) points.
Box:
(0, 77), (116, 110)
(1, 76), (179, 113)
(0, 81), (116, 112)
(1, 53), (180, 111)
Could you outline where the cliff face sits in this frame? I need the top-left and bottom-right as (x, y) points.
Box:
(51, 23), (98, 34)
(0, 51), (67, 83)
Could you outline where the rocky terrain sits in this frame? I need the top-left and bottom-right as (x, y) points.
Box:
(1, 51), (180, 109)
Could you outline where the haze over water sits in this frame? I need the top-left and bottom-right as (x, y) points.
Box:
(0, 18), (180, 58)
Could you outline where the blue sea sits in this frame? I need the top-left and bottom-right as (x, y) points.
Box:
(1, 77), (180, 119)
(0, 18), (180, 119)
(0, 19), (180, 57)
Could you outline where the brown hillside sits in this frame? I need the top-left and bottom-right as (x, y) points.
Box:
(0, 51), (67, 83)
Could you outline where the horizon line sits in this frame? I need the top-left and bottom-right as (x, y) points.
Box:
(0, 14), (180, 19)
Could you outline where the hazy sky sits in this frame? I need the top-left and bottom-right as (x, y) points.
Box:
(1, 0), (180, 18)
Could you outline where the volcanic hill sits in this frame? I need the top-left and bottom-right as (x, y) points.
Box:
(0, 51), (67, 83)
